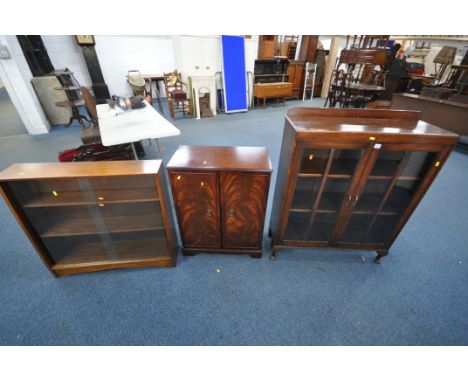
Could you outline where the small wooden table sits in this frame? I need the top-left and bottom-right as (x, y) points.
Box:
(253, 82), (293, 108)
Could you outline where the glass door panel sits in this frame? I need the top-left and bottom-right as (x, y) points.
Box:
(284, 211), (309, 241)
(291, 177), (322, 211)
(318, 178), (351, 212)
(10, 176), (166, 266)
(370, 150), (406, 177)
(299, 148), (331, 174)
(400, 151), (438, 179)
(306, 212), (339, 242)
(329, 149), (363, 176)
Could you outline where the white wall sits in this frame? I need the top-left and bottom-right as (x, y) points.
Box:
(94, 35), (175, 96)
(0, 35), (50, 134)
(42, 35), (91, 87)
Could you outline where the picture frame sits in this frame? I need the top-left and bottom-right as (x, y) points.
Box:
(75, 35), (95, 46)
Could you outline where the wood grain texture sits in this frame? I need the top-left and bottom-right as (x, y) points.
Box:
(0, 160), (162, 181)
(271, 107), (459, 262)
(169, 171), (220, 248)
(167, 145), (272, 173)
(221, 172), (270, 248)
(0, 161), (177, 276)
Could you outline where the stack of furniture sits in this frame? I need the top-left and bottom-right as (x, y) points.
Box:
(53, 69), (90, 127)
(253, 58), (292, 106)
(325, 48), (388, 108)
(167, 145), (272, 258)
(0, 160), (177, 276)
(269, 107), (459, 263)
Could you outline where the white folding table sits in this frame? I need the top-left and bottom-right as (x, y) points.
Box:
(97, 101), (181, 158)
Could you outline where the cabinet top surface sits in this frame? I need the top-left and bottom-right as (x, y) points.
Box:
(286, 107), (460, 139)
(0, 160), (162, 181)
(167, 145), (272, 172)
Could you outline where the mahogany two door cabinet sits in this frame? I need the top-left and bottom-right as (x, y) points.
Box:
(0, 160), (178, 276)
(269, 107), (459, 263)
(167, 145), (272, 258)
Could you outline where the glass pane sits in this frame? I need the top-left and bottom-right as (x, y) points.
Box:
(382, 179), (419, 215)
(329, 149), (363, 176)
(355, 179), (391, 213)
(318, 178), (351, 212)
(299, 148), (331, 174)
(10, 175), (166, 266)
(371, 150), (405, 177)
(307, 212), (338, 242)
(291, 178), (321, 210)
(284, 211), (309, 241)
(340, 214), (374, 243)
(400, 151), (437, 178)
(366, 215), (401, 244)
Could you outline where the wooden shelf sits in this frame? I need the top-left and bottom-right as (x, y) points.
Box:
(40, 213), (164, 238)
(23, 188), (159, 208)
(50, 232), (170, 270)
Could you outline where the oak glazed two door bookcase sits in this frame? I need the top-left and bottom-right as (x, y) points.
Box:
(269, 107), (459, 263)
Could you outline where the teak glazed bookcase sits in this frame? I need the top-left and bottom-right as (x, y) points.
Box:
(269, 107), (459, 263)
(0, 160), (177, 276)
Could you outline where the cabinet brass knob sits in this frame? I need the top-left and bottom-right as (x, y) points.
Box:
(195, 66), (200, 69)
(206, 66), (210, 70)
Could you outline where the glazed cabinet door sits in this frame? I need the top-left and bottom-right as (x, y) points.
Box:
(221, 172), (270, 248)
(283, 145), (368, 243)
(170, 172), (221, 248)
(337, 143), (444, 246)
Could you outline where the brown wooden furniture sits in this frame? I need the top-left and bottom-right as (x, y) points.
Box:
(253, 82), (293, 107)
(258, 36), (276, 59)
(167, 145), (272, 258)
(287, 61), (305, 99)
(298, 36), (318, 62)
(269, 108), (459, 263)
(0, 160), (177, 276)
(391, 93), (468, 137)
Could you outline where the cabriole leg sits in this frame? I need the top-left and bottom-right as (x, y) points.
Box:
(375, 250), (389, 264)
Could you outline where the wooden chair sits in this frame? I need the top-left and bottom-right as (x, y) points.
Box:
(163, 70), (191, 119)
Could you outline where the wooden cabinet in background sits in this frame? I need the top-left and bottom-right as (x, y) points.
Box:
(287, 61), (305, 99)
(167, 145), (272, 258)
(298, 35), (318, 62)
(0, 160), (178, 276)
(258, 35), (276, 59)
(269, 108), (459, 263)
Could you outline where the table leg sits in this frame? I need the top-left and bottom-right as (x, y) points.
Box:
(131, 143), (139, 160)
(155, 80), (163, 113)
(263, 98), (266, 107)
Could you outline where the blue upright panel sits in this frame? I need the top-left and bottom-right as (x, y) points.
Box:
(221, 35), (247, 113)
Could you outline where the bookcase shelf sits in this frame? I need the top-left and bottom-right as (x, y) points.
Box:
(0, 160), (178, 277)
